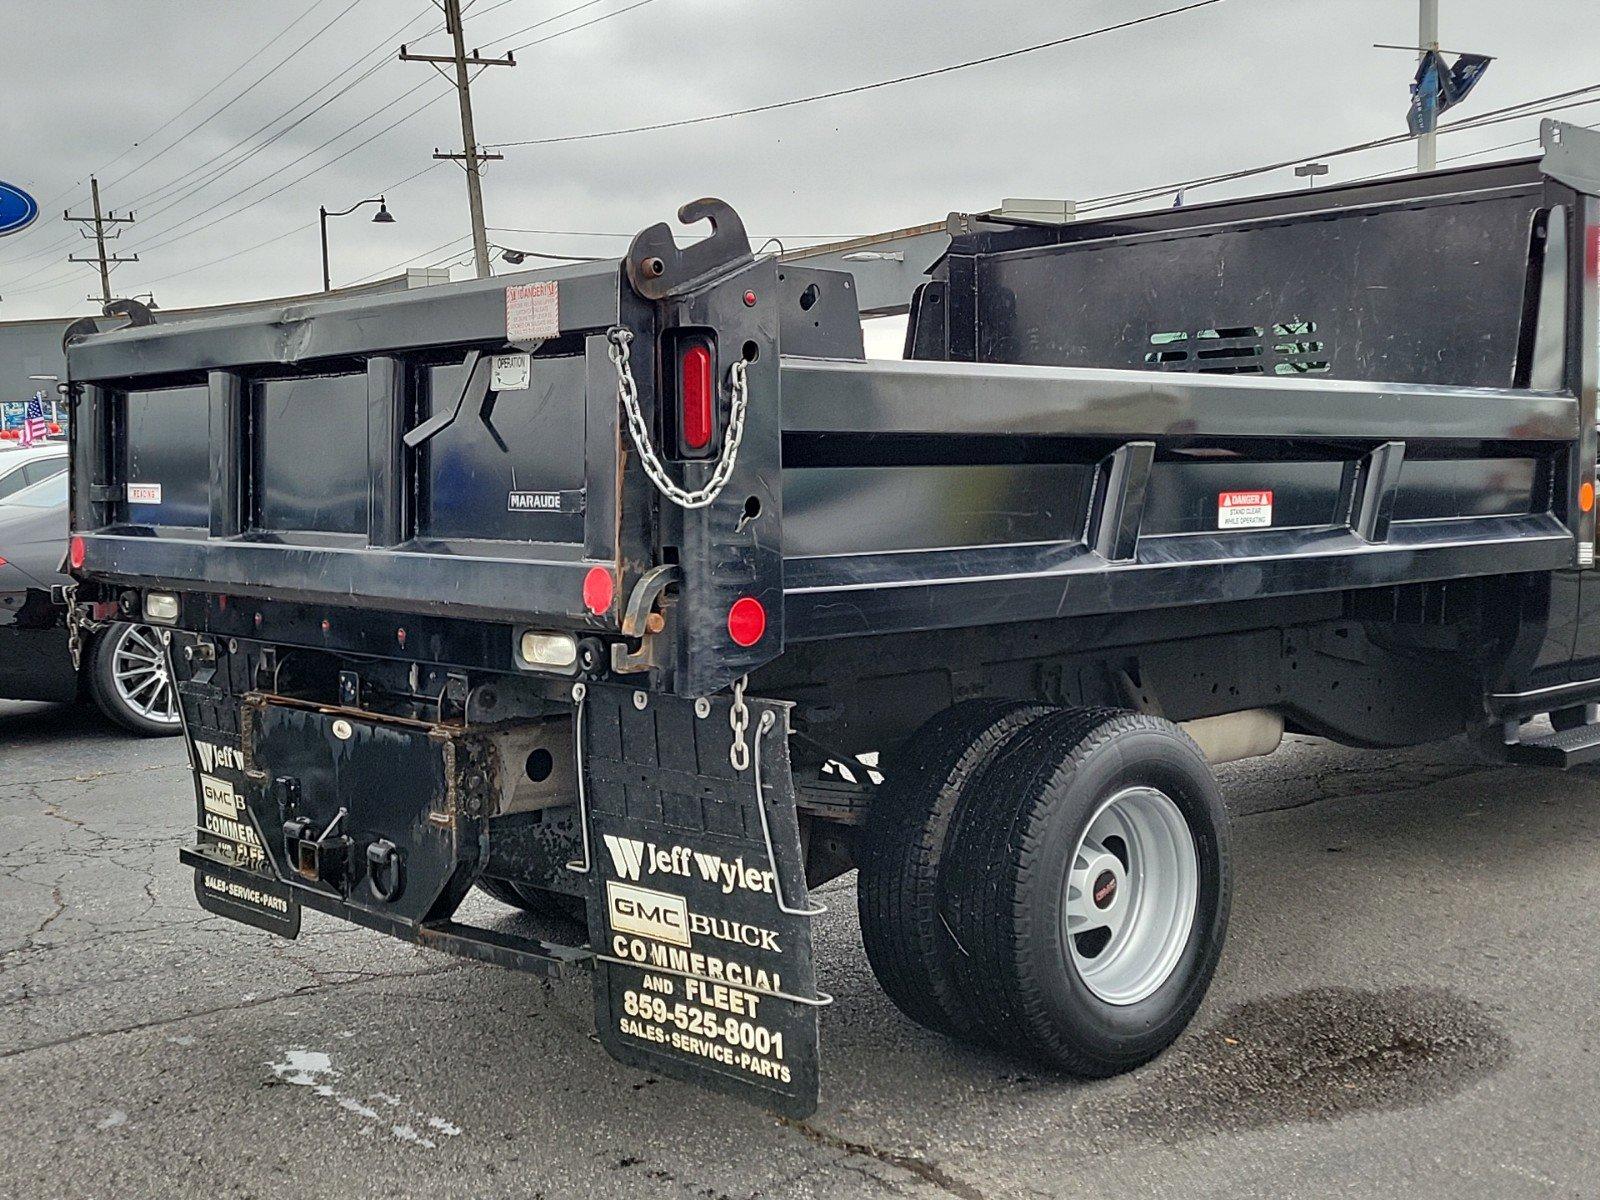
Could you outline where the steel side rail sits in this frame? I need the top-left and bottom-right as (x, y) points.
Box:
(777, 355), (1578, 443)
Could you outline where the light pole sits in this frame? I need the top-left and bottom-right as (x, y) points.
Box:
(1294, 162), (1330, 189)
(319, 196), (395, 292)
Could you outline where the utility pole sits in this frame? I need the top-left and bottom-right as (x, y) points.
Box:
(65, 176), (138, 306)
(400, 0), (513, 279)
(1417, 0), (1440, 172)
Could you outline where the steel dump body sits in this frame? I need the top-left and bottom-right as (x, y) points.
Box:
(60, 125), (1600, 1116)
(67, 139), (1599, 683)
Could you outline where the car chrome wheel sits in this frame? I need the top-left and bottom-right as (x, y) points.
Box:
(1063, 785), (1199, 1006)
(109, 623), (179, 727)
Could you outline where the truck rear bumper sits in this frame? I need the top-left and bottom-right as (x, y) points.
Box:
(181, 843), (591, 978)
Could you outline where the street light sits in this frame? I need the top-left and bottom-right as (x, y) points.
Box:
(319, 196), (395, 292)
(1294, 162), (1330, 189)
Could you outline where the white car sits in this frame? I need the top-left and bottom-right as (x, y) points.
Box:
(0, 442), (68, 502)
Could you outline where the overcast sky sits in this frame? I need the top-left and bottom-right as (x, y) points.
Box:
(1, 0), (1596, 320)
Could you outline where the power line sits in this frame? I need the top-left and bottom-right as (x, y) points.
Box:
(0, 0), (336, 257)
(101, 0), (375, 196)
(487, 225), (858, 239)
(122, 1), (439, 217)
(489, 0), (615, 46)
(107, 0), (339, 180)
(95, 0), (652, 260)
(1075, 82), (1600, 212)
(105, 161), (449, 290)
(3, 0), (657, 299)
(105, 0), (663, 272)
(505, 0), (655, 52)
(133, 82), (453, 256)
(0, 0), (406, 275)
(345, 231), (477, 286)
(487, 0), (1228, 149)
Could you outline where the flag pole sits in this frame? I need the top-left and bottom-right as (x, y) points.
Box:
(1418, 0), (1439, 172)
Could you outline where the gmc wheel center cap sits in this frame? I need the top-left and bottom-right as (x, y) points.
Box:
(1093, 869), (1119, 909)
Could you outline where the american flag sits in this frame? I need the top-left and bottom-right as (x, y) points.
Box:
(19, 395), (49, 447)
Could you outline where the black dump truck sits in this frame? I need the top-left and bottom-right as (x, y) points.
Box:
(62, 121), (1600, 1116)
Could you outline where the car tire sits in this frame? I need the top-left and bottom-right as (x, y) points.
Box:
(942, 708), (1231, 1076)
(476, 877), (587, 924)
(858, 700), (1050, 1038)
(86, 622), (182, 736)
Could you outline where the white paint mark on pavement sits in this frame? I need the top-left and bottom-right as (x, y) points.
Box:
(269, 1049), (336, 1087)
(391, 1124), (437, 1149)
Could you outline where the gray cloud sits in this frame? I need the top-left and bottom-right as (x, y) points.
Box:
(1, 0), (1593, 317)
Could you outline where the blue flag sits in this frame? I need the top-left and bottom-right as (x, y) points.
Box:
(1408, 50), (1492, 135)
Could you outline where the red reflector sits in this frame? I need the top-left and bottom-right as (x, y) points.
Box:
(727, 596), (766, 647)
(680, 343), (713, 451)
(583, 566), (615, 615)
(69, 536), (85, 570)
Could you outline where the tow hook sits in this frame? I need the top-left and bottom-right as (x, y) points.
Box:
(366, 840), (404, 903)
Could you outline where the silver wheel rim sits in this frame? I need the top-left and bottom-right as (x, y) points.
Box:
(1062, 786), (1198, 1006)
(110, 624), (179, 726)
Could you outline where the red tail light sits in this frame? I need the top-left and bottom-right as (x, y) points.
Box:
(69, 536), (85, 570)
(583, 565), (614, 615)
(680, 342), (713, 452)
(727, 596), (766, 647)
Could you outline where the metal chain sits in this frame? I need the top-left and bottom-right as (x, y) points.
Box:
(63, 583), (98, 671)
(607, 327), (750, 510)
(729, 674), (751, 772)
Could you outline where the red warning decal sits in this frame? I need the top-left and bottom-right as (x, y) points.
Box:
(1218, 490), (1273, 529)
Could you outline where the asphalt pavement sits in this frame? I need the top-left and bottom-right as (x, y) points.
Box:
(2, 697), (1596, 1199)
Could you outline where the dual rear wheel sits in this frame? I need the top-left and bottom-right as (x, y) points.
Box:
(859, 702), (1231, 1075)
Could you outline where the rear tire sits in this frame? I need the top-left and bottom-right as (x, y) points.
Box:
(475, 877), (586, 924)
(86, 622), (182, 736)
(858, 700), (1048, 1037)
(942, 709), (1231, 1076)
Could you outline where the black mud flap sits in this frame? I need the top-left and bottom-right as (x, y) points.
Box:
(191, 857), (301, 938)
(176, 661), (304, 939)
(578, 683), (826, 1118)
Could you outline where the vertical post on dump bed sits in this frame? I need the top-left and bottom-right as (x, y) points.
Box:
(621, 201), (786, 698)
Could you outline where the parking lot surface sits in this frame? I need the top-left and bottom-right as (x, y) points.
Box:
(2, 698), (1596, 1199)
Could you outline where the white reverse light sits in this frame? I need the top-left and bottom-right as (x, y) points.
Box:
(519, 630), (578, 672)
(143, 592), (179, 624)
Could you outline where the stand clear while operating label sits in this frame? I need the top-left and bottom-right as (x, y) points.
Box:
(1218, 490), (1272, 529)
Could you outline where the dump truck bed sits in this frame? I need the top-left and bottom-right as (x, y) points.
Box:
(65, 126), (1599, 696)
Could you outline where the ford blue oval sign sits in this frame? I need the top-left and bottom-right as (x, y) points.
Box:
(0, 181), (39, 237)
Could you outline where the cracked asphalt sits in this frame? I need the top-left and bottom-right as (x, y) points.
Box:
(2, 698), (1598, 1200)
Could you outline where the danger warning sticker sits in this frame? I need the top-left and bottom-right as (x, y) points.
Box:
(505, 280), (558, 341)
(1218, 490), (1273, 529)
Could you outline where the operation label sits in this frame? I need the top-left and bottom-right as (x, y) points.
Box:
(490, 352), (531, 391)
(582, 685), (821, 1117)
(1218, 489), (1273, 529)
